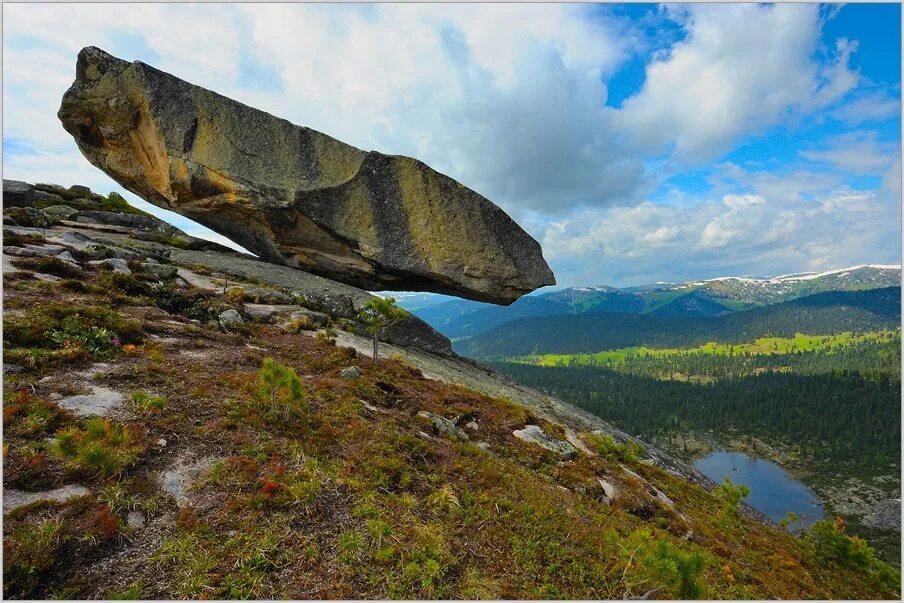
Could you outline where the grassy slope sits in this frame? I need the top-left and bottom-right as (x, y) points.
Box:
(2, 251), (900, 599)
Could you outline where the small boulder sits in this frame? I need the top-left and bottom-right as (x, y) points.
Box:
(3, 179), (35, 207)
(33, 190), (68, 205)
(88, 257), (131, 274)
(243, 303), (303, 323)
(283, 308), (331, 330)
(5, 206), (49, 228)
(41, 205), (80, 221)
(126, 511), (145, 529)
(340, 366), (362, 380)
(69, 184), (92, 196)
(512, 425), (577, 460)
(417, 411), (469, 442)
(141, 263), (178, 279)
(218, 308), (244, 330)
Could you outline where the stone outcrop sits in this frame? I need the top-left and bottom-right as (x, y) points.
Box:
(58, 47), (555, 304)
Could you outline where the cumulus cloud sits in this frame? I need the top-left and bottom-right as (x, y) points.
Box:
(542, 180), (901, 287)
(618, 3), (860, 162)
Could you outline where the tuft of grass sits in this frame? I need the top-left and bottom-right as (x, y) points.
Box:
(130, 391), (166, 414)
(583, 432), (644, 462)
(51, 418), (142, 478)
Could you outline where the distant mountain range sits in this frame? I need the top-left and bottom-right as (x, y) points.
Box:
(460, 286), (902, 358)
(396, 264), (901, 341)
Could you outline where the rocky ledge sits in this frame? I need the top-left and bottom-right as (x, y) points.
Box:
(3, 179), (452, 356)
(58, 47), (555, 304)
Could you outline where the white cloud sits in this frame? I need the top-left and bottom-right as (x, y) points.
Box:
(542, 182), (900, 287)
(618, 3), (859, 162)
(830, 89), (901, 124)
(800, 131), (900, 175)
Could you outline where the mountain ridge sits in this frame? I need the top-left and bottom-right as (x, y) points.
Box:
(397, 264), (902, 341)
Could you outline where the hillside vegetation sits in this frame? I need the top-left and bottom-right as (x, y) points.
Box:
(2, 220), (900, 599)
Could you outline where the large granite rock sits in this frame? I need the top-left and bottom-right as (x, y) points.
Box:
(3, 180), (34, 207)
(58, 47), (555, 305)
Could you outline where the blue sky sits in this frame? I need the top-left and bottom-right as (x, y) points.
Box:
(3, 3), (901, 288)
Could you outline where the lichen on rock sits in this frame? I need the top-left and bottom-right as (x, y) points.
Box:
(58, 46), (555, 304)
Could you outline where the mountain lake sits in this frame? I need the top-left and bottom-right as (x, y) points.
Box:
(693, 450), (824, 529)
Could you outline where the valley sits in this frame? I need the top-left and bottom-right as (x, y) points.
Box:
(402, 273), (903, 565)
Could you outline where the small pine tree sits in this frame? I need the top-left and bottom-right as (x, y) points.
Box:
(358, 297), (409, 361)
(712, 477), (750, 522)
(257, 357), (306, 422)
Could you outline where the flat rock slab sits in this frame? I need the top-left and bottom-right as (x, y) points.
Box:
(162, 457), (214, 507)
(58, 385), (124, 416)
(176, 267), (223, 291)
(513, 425), (578, 460)
(4, 485), (90, 513)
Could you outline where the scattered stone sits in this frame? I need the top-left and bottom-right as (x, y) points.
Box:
(58, 385), (124, 416)
(3, 179), (35, 207)
(126, 511), (145, 529)
(73, 362), (111, 380)
(465, 421), (479, 431)
(360, 400), (387, 415)
(621, 465), (677, 512)
(156, 438), (168, 448)
(340, 366), (362, 380)
(417, 411), (469, 442)
(3, 485), (90, 513)
(59, 46), (556, 304)
(41, 205), (80, 221)
(4, 364), (24, 374)
(597, 478), (619, 503)
(475, 442), (491, 452)
(218, 308), (244, 330)
(243, 303), (303, 323)
(512, 425), (577, 460)
(88, 257), (131, 274)
(566, 429), (596, 457)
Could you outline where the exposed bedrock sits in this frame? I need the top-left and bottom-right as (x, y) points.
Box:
(58, 47), (555, 304)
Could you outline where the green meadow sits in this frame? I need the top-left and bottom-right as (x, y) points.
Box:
(514, 330), (900, 367)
